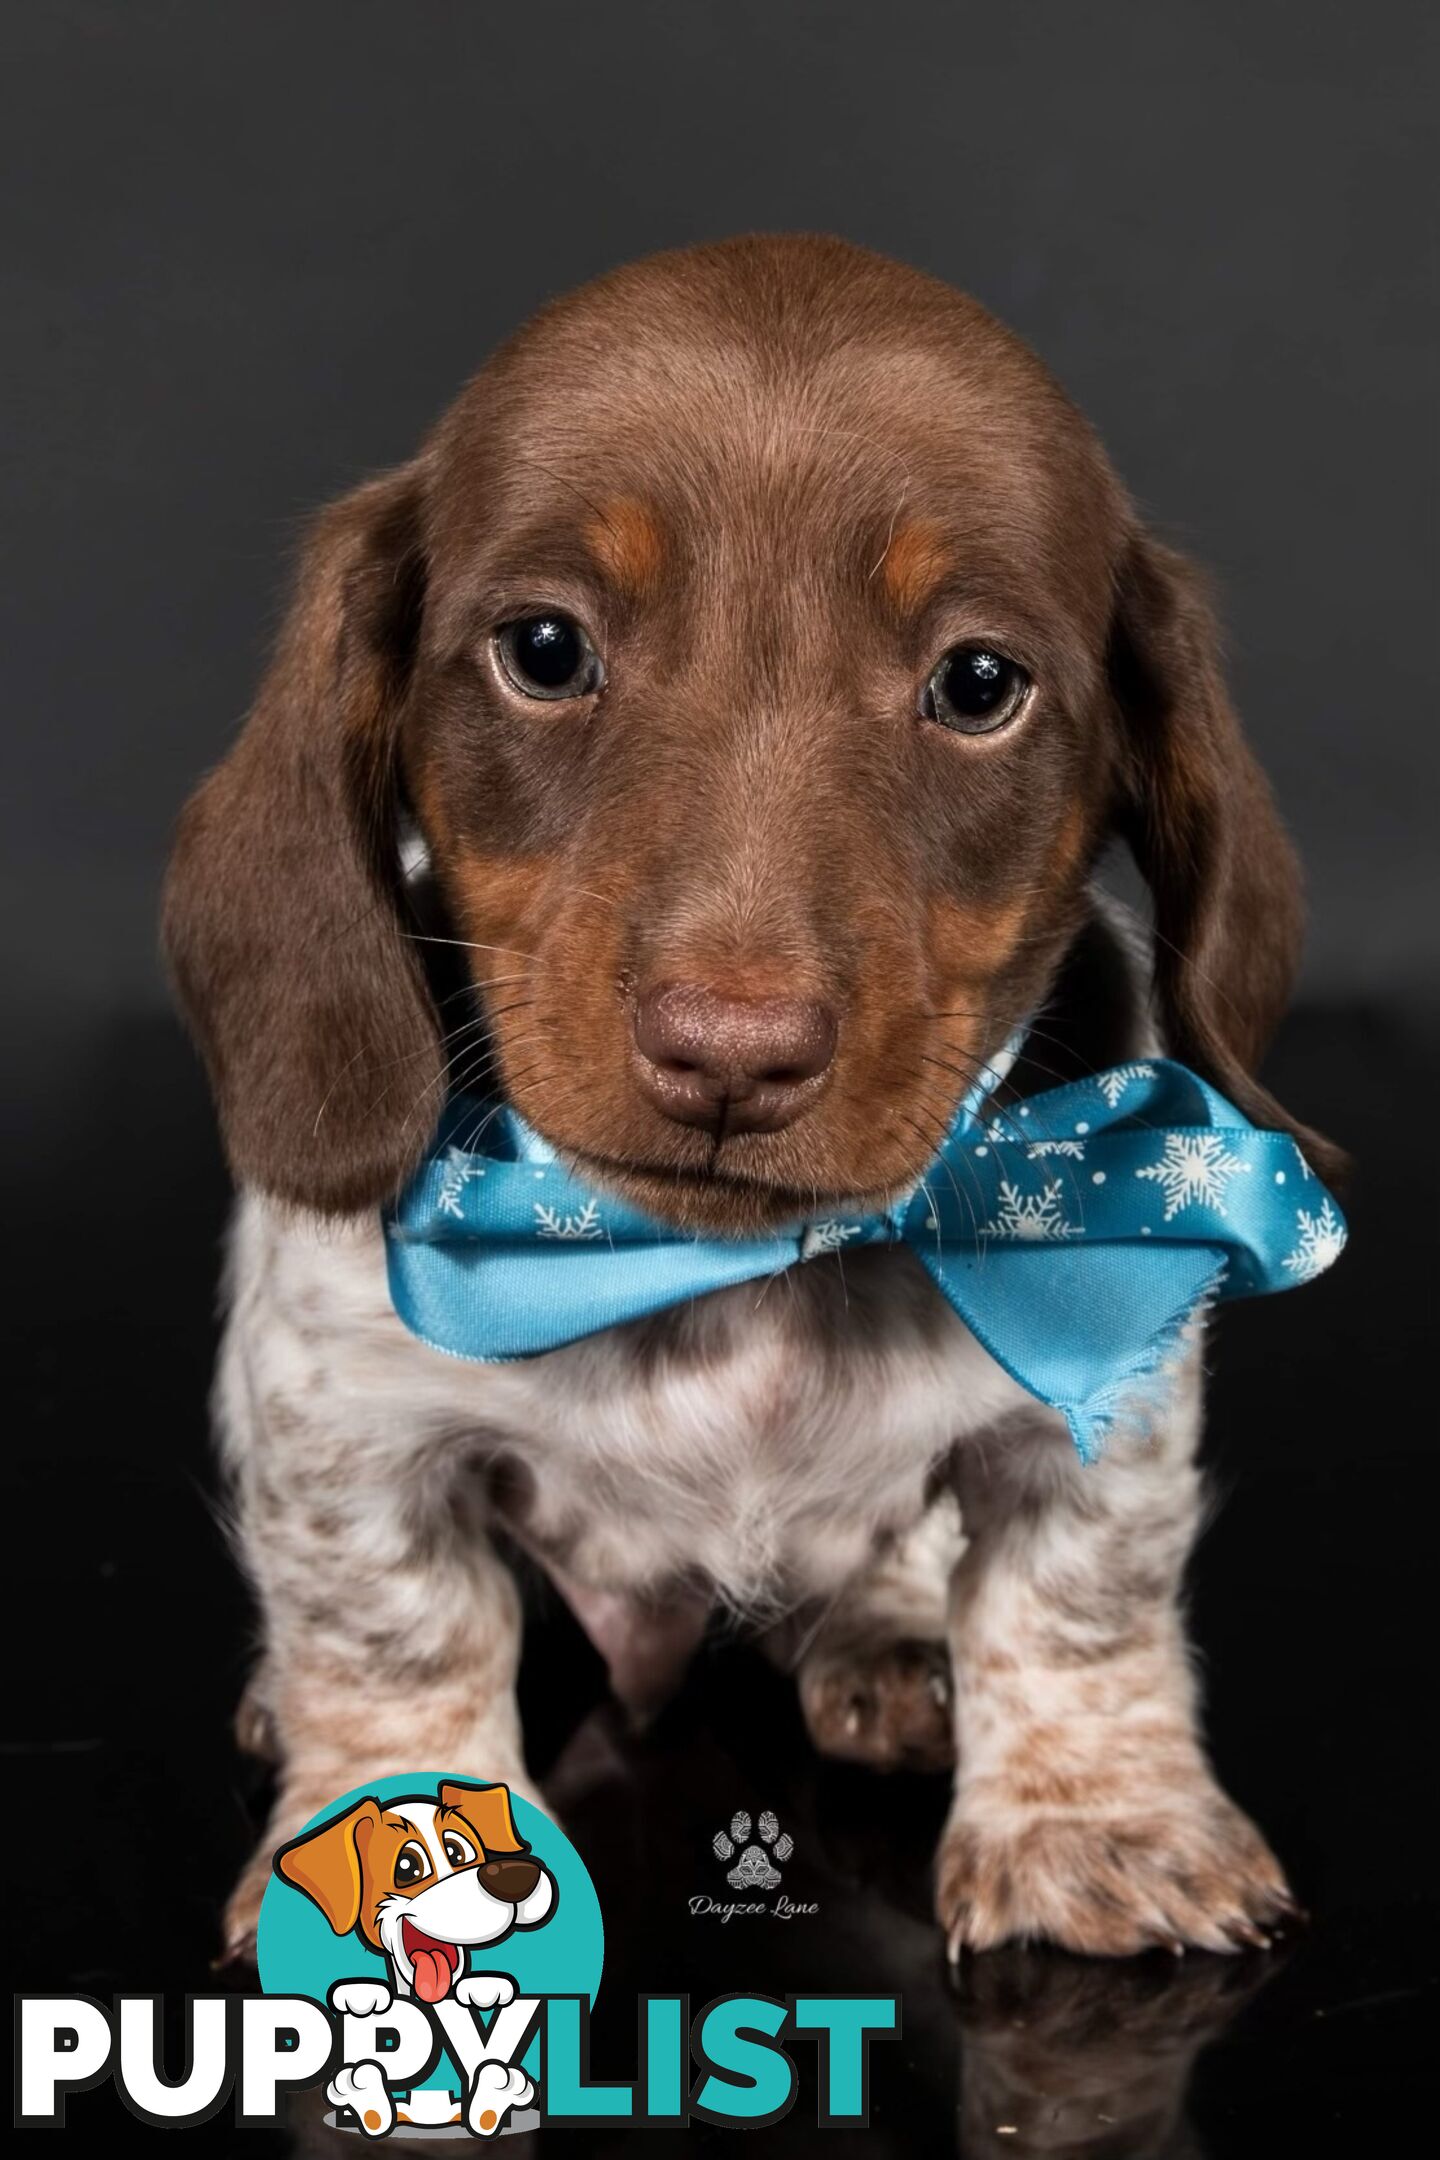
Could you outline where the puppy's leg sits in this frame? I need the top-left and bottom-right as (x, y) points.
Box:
(771, 1500), (963, 1772)
(217, 1250), (533, 1959)
(938, 1369), (1293, 1956)
(224, 1493), (530, 1956)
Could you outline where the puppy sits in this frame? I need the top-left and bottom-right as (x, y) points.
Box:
(164, 234), (1335, 1961)
(277, 1778), (551, 2132)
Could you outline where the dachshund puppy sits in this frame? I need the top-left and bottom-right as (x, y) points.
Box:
(164, 235), (1333, 1960)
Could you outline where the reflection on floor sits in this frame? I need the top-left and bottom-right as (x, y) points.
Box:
(6, 1004), (1435, 2151)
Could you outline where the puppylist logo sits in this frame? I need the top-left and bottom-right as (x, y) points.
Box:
(14, 1773), (898, 2135)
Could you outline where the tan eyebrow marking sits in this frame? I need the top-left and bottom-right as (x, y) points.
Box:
(585, 497), (665, 595)
(878, 517), (951, 614)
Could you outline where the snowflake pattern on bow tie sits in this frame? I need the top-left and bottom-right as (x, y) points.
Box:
(534, 1198), (603, 1240)
(800, 1219), (864, 1260)
(1282, 1197), (1347, 1280)
(436, 1146), (485, 1219)
(982, 1179), (1080, 1241)
(1136, 1132), (1251, 1221)
(1096, 1062), (1157, 1109)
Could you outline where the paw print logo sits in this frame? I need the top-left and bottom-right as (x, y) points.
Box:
(712, 1809), (794, 1890)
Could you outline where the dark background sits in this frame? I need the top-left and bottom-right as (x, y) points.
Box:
(4, 3), (1436, 2152)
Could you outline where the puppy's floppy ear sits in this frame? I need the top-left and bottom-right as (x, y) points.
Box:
(162, 462), (444, 1213)
(438, 1779), (527, 1856)
(274, 1797), (383, 1935)
(1110, 530), (1344, 1186)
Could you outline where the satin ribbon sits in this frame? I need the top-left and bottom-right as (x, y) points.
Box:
(384, 1054), (1345, 1460)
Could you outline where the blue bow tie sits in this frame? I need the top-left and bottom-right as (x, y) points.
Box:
(384, 1054), (1345, 1460)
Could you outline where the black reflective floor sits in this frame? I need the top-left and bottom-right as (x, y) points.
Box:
(7, 1005), (1435, 2152)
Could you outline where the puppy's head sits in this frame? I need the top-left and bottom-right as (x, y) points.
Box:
(165, 235), (1339, 1229)
(275, 1780), (555, 2002)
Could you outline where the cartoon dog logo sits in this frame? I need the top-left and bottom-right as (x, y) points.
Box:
(274, 1778), (556, 2135)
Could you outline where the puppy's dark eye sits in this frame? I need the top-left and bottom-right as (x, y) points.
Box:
(393, 1841), (430, 1888)
(442, 1832), (476, 1868)
(496, 613), (604, 701)
(920, 646), (1030, 734)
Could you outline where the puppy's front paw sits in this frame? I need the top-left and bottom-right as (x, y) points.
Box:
(330, 1980), (392, 2019)
(456, 1973), (516, 2012)
(937, 1788), (1295, 1958)
(467, 2060), (534, 2136)
(800, 1638), (954, 1772)
(328, 2060), (394, 2138)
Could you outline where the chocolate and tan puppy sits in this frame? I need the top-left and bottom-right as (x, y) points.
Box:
(165, 235), (1333, 1962)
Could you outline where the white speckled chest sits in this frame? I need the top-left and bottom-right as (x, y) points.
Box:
(226, 1198), (1030, 1612)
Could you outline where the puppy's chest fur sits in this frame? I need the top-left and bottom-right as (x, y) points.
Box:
(229, 1201), (1026, 1611)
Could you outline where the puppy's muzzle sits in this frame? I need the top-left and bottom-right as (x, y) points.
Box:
(632, 981), (837, 1135)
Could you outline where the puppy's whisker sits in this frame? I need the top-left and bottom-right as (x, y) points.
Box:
(400, 932), (533, 961)
(380, 1014), (517, 1113)
(440, 1037), (547, 1109)
(935, 1036), (1083, 1100)
(389, 1026), (547, 1140)
(373, 986), (536, 1077)
(311, 1043), (378, 1138)
(924, 1006), (1117, 1084)
(867, 475), (911, 582)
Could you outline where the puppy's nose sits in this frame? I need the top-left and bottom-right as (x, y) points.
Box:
(632, 982), (837, 1134)
(480, 1855), (541, 1901)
